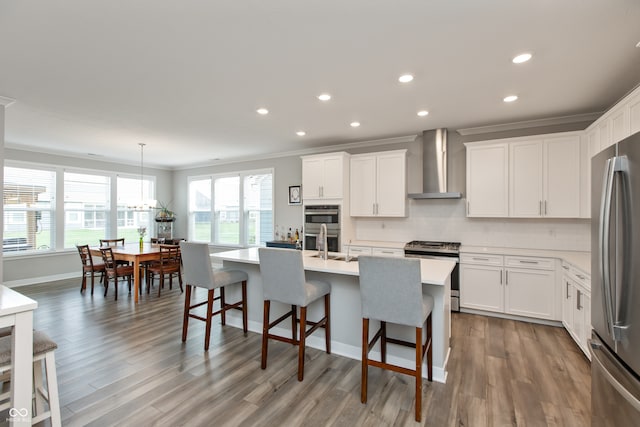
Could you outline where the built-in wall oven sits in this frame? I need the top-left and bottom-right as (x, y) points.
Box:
(304, 205), (340, 252)
(404, 241), (461, 312)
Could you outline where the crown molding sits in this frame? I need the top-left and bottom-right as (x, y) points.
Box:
(456, 112), (602, 136)
(0, 96), (16, 107)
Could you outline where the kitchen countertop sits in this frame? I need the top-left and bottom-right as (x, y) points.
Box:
(213, 248), (455, 286)
(461, 245), (591, 276)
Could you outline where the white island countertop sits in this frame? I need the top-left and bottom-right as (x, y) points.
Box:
(213, 248), (455, 286)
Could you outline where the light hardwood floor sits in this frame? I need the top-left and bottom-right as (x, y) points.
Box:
(8, 278), (591, 426)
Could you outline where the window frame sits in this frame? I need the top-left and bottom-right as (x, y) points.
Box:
(187, 168), (274, 247)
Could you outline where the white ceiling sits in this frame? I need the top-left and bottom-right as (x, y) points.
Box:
(1, 0), (639, 169)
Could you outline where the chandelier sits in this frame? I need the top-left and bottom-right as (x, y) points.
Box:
(129, 142), (157, 211)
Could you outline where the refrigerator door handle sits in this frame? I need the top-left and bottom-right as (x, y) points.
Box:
(590, 339), (640, 412)
(614, 156), (631, 341)
(600, 157), (617, 339)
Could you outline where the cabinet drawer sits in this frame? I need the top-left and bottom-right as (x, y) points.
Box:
(372, 247), (404, 257)
(504, 256), (554, 270)
(460, 253), (503, 266)
(561, 262), (591, 291)
(346, 246), (372, 255)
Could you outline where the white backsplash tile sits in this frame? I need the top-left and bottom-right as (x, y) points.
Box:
(354, 199), (591, 251)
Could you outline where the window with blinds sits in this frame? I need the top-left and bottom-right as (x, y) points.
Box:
(3, 166), (56, 253)
(63, 172), (110, 248)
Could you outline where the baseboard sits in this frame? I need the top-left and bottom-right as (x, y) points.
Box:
(459, 308), (563, 327)
(3, 273), (80, 288)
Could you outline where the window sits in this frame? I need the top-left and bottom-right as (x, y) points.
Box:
(188, 170), (273, 246)
(116, 176), (154, 243)
(63, 172), (110, 248)
(3, 166), (56, 253)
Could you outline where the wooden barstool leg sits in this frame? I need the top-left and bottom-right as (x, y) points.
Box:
(261, 300), (270, 369)
(220, 287), (226, 326)
(45, 351), (61, 427)
(290, 305), (297, 344)
(427, 314), (433, 381)
(381, 321), (387, 363)
(298, 306), (307, 381)
(182, 285), (192, 342)
(361, 318), (369, 403)
(241, 281), (248, 334)
(415, 326), (423, 422)
(324, 293), (331, 354)
(204, 289), (214, 351)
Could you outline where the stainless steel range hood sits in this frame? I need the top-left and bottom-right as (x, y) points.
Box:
(408, 128), (462, 199)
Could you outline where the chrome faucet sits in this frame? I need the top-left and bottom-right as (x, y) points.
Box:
(317, 223), (328, 260)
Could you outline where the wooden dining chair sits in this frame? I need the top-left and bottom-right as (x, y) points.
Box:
(100, 247), (135, 300)
(146, 244), (183, 296)
(99, 238), (130, 266)
(76, 245), (106, 295)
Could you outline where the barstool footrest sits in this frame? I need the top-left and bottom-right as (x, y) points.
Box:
(367, 359), (416, 377)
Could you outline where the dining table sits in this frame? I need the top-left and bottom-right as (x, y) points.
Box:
(90, 243), (162, 304)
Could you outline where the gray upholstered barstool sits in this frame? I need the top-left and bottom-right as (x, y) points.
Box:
(358, 255), (433, 422)
(180, 242), (248, 351)
(258, 248), (331, 381)
(0, 330), (61, 427)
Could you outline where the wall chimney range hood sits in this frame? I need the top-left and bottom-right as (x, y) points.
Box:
(408, 128), (462, 199)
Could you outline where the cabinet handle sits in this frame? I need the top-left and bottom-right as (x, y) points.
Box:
(380, 250), (393, 254)
(539, 201), (542, 216)
(505, 270), (509, 285)
(562, 265), (570, 270)
(500, 270), (503, 285)
(566, 281), (570, 299)
(576, 274), (586, 280)
(473, 257), (490, 261)
(376, 203), (379, 215)
(544, 200), (547, 215)
(467, 201), (470, 215)
(372, 203), (376, 215)
(577, 289), (582, 310)
(519, 260), (539, 264)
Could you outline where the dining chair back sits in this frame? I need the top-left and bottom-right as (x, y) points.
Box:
(76, 244), (105, 295)
(180, 242), (248, 351)
(147, 244), (183, 296)
(100, 247), (135, 300)
(99, 238), (125, 247)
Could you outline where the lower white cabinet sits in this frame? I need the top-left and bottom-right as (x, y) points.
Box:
(561, 262), (591, 359)
(343, 244), (404, 258)
(460, 253), (559, 321)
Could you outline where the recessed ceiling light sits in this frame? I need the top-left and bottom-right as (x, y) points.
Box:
(296, 131), (306, 136)
(417, 110), (429, 117)
(256, 108), (269, 115)
(398, 74), (414, 83)
(350, 121), (361, 128)
(512, 53), (532, 64)
(318, 94), (331, 101)
(503, 95), (518, 103)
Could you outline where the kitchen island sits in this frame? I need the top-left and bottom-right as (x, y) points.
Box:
(212, 248), (455, 383)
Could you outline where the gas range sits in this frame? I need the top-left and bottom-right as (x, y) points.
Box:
(404, 240), (461, 256)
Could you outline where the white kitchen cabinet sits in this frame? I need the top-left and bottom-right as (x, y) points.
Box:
(371, 247), (404, 257)
(343, 243), (404, 258)
(561, 261), (591, 359)
(610, 106), (630, 143)
(461, 253), (558, 321)
(509, 136), (580, 218)
(504, 267), (556, 320)
(301, 152), (349, 200)
(350, 150), (406, 217)
(629, 90), (640, 136)
(598, 120), (612, 151)
(465, 142), (509, 217)
(460, 262), (504, 313)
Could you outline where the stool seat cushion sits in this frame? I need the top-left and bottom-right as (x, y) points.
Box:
(0, 330), (58, 365)
(207, 268), (249, 289)
(299, 279), (331, 307)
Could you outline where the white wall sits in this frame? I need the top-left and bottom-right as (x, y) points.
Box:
(355, 199), (590, 251)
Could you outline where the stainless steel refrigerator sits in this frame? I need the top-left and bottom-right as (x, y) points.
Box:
(591, 131), (640, 426)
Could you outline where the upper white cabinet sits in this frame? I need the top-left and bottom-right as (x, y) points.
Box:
(466, 132), (581, 218)
(301, 152), (350, 201)
(629, 89), (640, 136)
(465, 142), (509, 217)
(350, 150), (406, 217)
